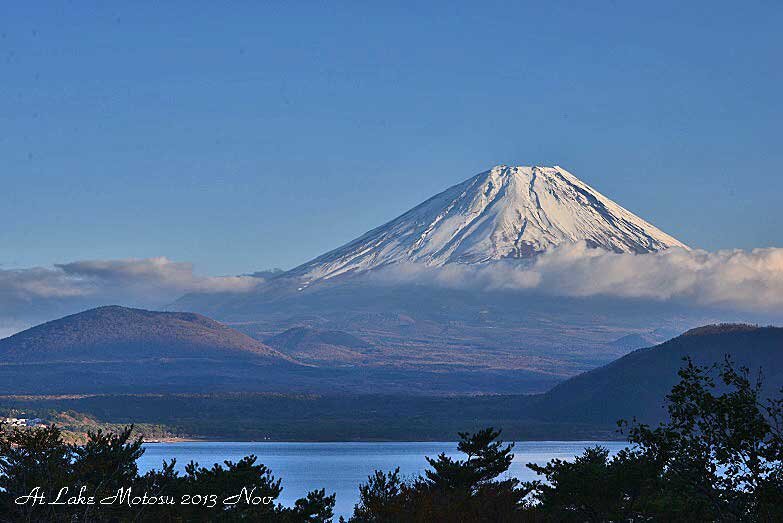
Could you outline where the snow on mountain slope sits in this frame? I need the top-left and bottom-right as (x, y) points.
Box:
(291, 165), (688, 282)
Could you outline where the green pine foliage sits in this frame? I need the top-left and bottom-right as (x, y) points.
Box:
(348, 428), (529, 523)
(524, 357), (783, 521)
(0, 426), (335, 522)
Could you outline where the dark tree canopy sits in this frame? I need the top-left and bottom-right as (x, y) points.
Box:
(0, 425), (335, 522)
(348, 357), (783, 522)
(525, 357), (783, 521)
(348, 427), (529, 522)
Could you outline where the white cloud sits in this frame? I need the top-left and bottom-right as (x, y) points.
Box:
(55, 257), (260, 295)
(370, 243), (783, 312)
(0, 257), (265, 335)
(1, 246), (782, 338)
(0, 266), (88, 299)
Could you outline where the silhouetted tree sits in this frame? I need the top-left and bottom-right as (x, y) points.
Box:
(525, 357), (783, 521)
(0, 424), (335, 522)
(349, 428), (529, 522)
(0, 425), (72, 522)
(349, 468), (409, 522)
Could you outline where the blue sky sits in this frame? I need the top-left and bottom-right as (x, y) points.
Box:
(2, 1), (781, 275)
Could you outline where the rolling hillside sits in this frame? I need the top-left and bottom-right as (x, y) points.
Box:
(532, 324), (783, 425)
(0, 305), (292, 363)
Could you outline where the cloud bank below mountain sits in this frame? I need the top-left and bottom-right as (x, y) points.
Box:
(2, 246), (782, 336)
(1, 257), (260, 300)
(370, 243), (783, 313)
(0, 257), (266, 334)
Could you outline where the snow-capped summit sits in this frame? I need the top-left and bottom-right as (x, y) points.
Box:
(292, 165), (688, 281)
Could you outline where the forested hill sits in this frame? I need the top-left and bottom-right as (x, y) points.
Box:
(532, 324), (783, 425)
(0, 305), (293, 363)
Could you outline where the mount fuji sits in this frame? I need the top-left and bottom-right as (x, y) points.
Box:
(289, 165), (688, 283)
(171, 165), (709, 393)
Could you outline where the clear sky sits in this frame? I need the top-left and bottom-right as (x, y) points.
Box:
(2, 1), (781, 275)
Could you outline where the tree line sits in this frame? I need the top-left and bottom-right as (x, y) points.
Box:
(1, 357), (781, 522)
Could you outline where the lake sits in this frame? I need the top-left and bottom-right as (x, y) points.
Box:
(138, 440), (629, 518)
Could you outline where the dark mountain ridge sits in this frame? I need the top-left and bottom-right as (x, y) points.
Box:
(0, 320), (780, 439)
(532, 323), (783, 425)
(0, 306), (552, 395)
(0, 305), (292, 364)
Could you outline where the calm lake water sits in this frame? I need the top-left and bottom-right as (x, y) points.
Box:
(138, 441), (628, 518)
